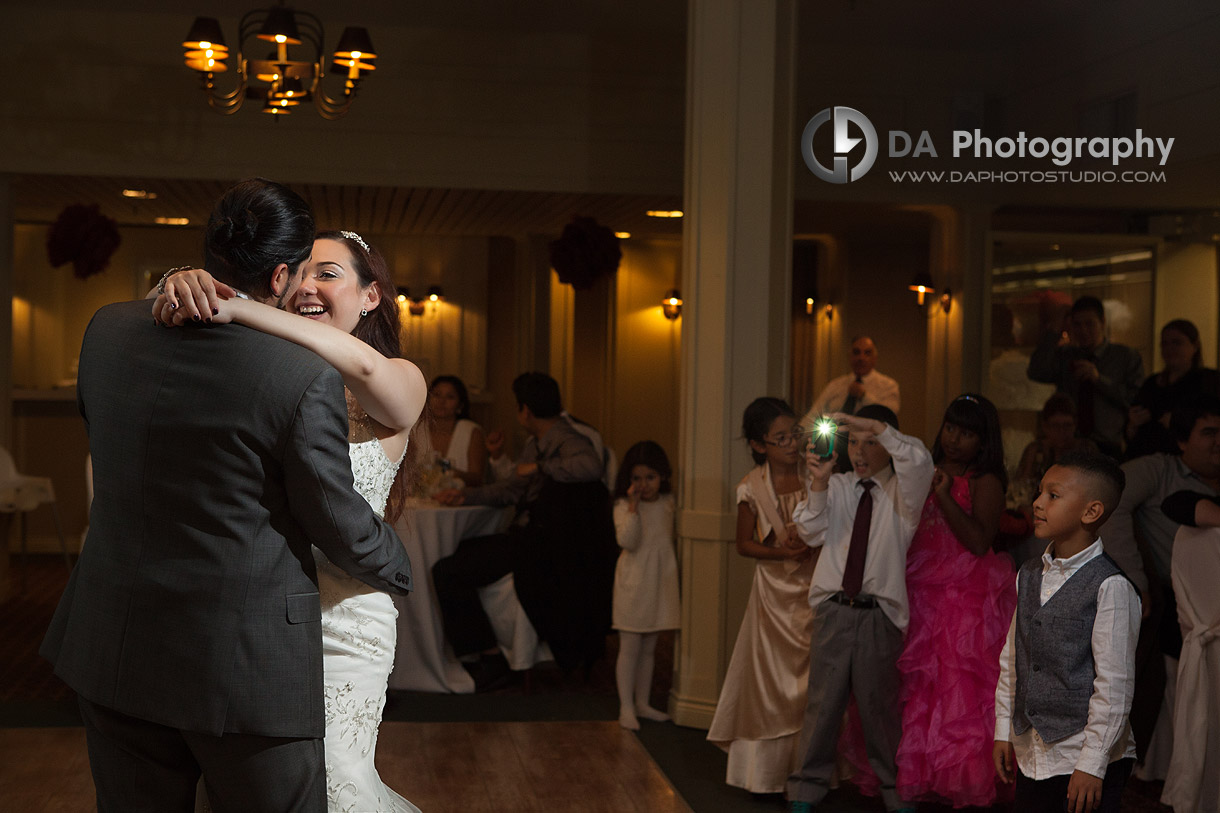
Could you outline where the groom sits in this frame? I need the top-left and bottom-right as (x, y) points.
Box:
(41, 179), (412, 812)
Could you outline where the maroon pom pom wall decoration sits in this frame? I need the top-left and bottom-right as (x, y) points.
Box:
(47, 204), (122, 279)
(549, 217), (621, 290)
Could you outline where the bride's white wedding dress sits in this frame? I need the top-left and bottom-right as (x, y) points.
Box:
(313, 435), (420, 813)
(198, 431), (419, 813)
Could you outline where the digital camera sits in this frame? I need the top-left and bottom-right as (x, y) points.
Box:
(805, 416), (839, 459)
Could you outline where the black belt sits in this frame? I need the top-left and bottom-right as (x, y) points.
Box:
(828, 591), (879, 609)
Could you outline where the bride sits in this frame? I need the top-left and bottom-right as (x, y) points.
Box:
(155, 230), (427, 812)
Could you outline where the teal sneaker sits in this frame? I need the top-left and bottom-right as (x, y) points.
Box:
(789, 803), (813, 813)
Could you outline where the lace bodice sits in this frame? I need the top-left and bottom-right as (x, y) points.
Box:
(348, 439), (405, 518)
(345, 392), (406, 518)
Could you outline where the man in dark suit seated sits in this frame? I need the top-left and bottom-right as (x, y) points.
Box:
(434, 372), (617, 689)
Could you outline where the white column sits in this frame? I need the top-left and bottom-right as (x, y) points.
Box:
(672, 0), (796, 728)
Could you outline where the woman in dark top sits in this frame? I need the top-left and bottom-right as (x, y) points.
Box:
(1126, 319), (1220, 459)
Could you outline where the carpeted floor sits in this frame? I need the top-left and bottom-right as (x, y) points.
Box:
(1, 556), (1175, 812)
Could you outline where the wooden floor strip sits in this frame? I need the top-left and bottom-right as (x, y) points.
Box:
(0, 721), (692, 813)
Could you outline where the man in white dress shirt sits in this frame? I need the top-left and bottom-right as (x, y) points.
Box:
(803, 336), (900, 425)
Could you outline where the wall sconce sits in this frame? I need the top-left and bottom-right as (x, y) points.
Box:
(824, 304), (834, 320)
(939, 288), (953, 314)
(396, 285), (442, 316)
(804, 297), (815, 315)
(908, 271), (935, 306)
(662, 289), (683, 320)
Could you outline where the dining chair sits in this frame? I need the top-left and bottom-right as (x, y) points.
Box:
(0, 445), (72, 589)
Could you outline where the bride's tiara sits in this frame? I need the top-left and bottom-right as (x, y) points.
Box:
(340, 230), (369, 253)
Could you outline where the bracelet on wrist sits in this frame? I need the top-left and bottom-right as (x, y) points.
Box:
(157, 266), (195, 295)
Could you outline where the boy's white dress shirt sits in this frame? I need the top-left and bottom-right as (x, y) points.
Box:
(790, 425), (933, 632)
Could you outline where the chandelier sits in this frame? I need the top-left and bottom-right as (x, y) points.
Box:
(182, 5), (377, 119)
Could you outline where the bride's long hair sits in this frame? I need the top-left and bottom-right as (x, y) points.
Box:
(318, 230), (417, 522)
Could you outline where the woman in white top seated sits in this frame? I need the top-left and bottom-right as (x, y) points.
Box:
(423, 375), (487, 486)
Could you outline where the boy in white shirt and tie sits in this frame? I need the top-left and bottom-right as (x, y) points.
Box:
(787, 406), (933, 813)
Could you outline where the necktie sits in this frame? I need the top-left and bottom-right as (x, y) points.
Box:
(841, 480), (875, 598)
(842, 376), (863, 413)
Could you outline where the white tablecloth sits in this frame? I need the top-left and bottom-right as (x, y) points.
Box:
(389, 500), (549, 692)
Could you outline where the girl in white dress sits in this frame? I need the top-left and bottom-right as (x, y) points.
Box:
(157, 230), (427, 813)
(612, 441), (680, 730)
(707, 397), (818, 795)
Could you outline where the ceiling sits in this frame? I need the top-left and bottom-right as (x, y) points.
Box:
(27, 0), (688, 35)
(13, 174), (684, 239)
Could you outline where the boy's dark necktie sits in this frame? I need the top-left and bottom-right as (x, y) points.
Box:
(841, 376), (863, 413)
(841, 480), (875, 598)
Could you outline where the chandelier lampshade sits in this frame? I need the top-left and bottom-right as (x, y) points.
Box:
(183, 17), (228, 51)
(256, 7), (302, 44)
(334, 27), (376, 60)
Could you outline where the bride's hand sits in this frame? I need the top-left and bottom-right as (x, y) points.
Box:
(152, 268), (237, 326)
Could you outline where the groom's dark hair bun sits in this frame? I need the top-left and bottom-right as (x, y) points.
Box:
(210, 210), (260, 248)
(204, 178), (315, 299)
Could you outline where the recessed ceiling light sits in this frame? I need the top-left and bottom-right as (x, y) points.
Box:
(614, 231), (631, 239)
(646, 210), (683, 218)
(155, 217), (190, 226)
(122, 188), (157, 199)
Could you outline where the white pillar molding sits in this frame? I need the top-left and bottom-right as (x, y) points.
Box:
(671, 0), (796, 729)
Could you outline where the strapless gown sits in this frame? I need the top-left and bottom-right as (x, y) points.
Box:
(198, 438), (420, 813)
(315, 439), (420, 813)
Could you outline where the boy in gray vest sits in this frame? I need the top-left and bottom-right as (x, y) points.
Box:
(993, 449), (1140, 813)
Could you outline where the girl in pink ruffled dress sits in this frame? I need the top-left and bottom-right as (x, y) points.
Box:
(895, 394), (1017, 807)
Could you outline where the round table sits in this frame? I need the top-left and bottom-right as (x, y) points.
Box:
(389, 500), (531, 692)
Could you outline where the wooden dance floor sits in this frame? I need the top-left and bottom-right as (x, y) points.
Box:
(0, 720), (691, 812)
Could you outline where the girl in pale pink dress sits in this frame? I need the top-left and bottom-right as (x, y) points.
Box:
(895, 394), (1016, 807)
(707, 397), (817, 795)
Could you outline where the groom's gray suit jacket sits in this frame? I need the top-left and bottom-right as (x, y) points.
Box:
(41, 298), (412, 739)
